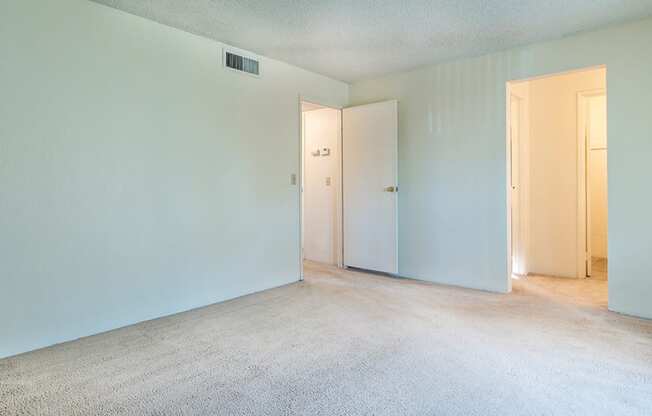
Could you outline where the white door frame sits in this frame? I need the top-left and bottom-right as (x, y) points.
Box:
(505, 85), (518, 290)
(577, 89), (607, 278)
(505, 66), (606, 291)
(298, 96), (344, 281)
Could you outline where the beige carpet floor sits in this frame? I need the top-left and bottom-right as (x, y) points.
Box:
(1, 262), (651, 415)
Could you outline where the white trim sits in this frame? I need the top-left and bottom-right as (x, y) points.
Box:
(509, 64), (606, 86)
(507, 93), (529, 278)
(394, 101), (400, 275)
(505, 84), (514, 291)
(336, 109), (344, 268)
(298, 98), (304, 281)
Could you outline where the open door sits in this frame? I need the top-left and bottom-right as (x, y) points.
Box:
(342, 100), (398, 274)
(510, 94), (523, 276)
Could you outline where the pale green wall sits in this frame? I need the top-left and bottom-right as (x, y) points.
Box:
(0, 0), (348, 358)
(351, 18), (652, 319)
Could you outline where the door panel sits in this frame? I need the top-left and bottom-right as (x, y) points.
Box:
(343, 100), (398, 274)
(510, 95), (523, 276)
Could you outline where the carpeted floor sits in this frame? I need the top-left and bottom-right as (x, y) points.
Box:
(1, 262), (651, 415)
(591, 257), (609, 281)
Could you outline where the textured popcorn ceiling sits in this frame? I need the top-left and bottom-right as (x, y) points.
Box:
(91, 0), (652, 82)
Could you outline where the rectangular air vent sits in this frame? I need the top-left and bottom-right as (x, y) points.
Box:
(223, 48), (260, 76)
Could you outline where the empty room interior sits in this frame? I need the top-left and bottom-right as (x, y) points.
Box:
(1, 1), (651, 415)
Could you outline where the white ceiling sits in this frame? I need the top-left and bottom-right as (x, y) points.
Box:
(92, 0), (652, 82)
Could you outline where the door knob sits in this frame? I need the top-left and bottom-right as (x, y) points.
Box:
(384, 186), (397, 193)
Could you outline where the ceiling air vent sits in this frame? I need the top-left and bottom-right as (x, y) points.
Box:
(223, 47), (260, 77)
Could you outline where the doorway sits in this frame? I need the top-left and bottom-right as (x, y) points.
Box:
(506, 66), (608, 295)
(299, 99), (399, 280)
(300, 100), (343, 275)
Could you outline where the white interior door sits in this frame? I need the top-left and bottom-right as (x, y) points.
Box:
(343, 100), (398, 274)
(510, 95), (523, 276)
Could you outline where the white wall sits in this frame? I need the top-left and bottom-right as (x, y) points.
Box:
(302, 108), (340, 264)
(526, 69), (605, 278)
(350, 18), (652, 318)
(589, 95), (608, 259)
(0, 0), (348, 359)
